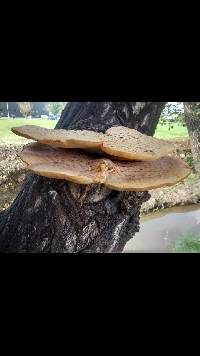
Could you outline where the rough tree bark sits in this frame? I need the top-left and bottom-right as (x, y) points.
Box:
(0, 102), (165, 253)
(184, 102), (200, 175)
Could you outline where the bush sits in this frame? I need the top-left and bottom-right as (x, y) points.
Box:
(185, 152), (195, 168)
(174, 233), (200, 253)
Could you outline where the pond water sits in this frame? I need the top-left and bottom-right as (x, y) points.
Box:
(123, 205), (200, 253)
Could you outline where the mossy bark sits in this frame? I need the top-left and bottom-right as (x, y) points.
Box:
(184, 102), (200, 175)
(0, 102), (165, 253)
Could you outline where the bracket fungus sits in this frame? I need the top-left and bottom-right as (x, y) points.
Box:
(12, 124), (191, 192)
(12, 125), (174, 161)
(18, 142), (191, 192)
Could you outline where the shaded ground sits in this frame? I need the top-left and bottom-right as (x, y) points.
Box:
(141, 177), (200, 215)
(0, 139), (27, 211)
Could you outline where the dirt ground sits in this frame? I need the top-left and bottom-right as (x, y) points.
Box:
(0, 139), (199, 213)
(0, 140), (27, 211)
(141, 179), (200, 215)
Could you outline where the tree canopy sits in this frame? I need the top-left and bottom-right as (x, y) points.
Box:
(48, 102), (66, 116)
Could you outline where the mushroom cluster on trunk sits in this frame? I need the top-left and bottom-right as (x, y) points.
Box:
(12, 125), (191, 192)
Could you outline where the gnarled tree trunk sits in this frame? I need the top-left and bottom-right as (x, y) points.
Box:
(0, 102), (165, 253)
(184, 102), (200, 175)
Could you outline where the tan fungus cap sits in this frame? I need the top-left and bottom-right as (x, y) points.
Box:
(19, 143), (191, 191)
(12, 125), (105, 149)
(12, 125), (174, 161)
(104, 126), (174, 161)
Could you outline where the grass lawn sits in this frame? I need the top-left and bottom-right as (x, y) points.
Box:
(0, 118), (188, 141)
(0, 118), (58, 138)
(155, 122), (188, 139)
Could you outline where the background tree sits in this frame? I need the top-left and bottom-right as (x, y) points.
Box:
(159, 102), (200, 175)
(0, 102), (22, 117)
(0, 102), (165, 253)
(32, 102), (49, 117)
(160, 102), (184, 129)
(18, 102), (33, 118)
(48, 102), (66, 116)
(184, 102), (200, 175)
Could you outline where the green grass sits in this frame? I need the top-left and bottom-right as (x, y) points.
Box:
(187, 172), (198, 184)
(155, 123), (188, 139)
(174, 233), (200, 253)
(0, 118), (58, 138)
(0, 118), (188, 141)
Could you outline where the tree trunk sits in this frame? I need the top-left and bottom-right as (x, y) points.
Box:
(0, 102), (165, 253)
(184, 102), (200, 175)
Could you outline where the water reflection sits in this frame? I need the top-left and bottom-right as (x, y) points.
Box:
(124, 205), (200, 253)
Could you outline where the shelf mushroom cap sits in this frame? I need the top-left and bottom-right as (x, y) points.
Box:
(19, 143), (108, 184)
(105, 156), (191, 191)
(19, 143), (191, 192)
(12, 125), (174, 161)
(12, 125), (105, 149)
(103, 126), (174, 160)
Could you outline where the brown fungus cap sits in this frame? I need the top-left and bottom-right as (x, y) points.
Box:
(12, 125), (174, 161)
(19, 143), (191, 191)
(12, 125), (105, 149)
(104, 126), (174, 160)
(105, 156), (191, 191)
(19, 143), (108, 184)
